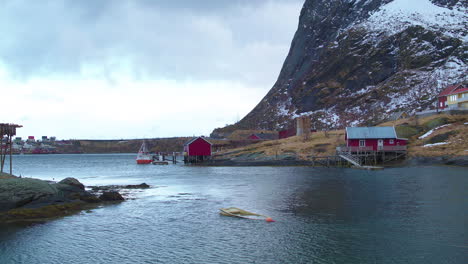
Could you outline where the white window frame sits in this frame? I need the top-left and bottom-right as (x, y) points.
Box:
(359, 140), (365, 147)
(377, 139), (384, 150)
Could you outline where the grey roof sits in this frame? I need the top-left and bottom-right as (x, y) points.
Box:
(184, 137), (212, 146)
(252, 133), (278, 140)
(346, 127), (397, 139)
(389, 111), (408, 121)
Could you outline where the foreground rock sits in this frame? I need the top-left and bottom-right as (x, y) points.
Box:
(59, 177), (85, 190)
(0, 177), (138, 223)
(99, 191), (125, 201)
(408, 156), (468, 167)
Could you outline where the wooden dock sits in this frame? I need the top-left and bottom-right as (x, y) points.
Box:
(306, 148), (407, 168)
(153, 152), (184, 164)
(0, 123), (23, 175)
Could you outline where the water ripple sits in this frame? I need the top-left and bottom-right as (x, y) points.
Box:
(1, 156), (467, 263)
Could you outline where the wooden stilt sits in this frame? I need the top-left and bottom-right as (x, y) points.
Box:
(9, 136), (12, 176)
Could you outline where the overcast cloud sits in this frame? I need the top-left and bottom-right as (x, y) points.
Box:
(1, 0), (303, 139)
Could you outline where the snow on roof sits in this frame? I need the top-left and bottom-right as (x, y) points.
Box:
(346, 126), (398, 139)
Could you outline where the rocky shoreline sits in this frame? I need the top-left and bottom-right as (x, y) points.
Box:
(406, 155), (468, 167)
(0, 176), (149, 223)
(201, 155), (468, 167)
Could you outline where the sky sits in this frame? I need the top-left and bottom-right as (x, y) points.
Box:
(0, 0), (304, 139)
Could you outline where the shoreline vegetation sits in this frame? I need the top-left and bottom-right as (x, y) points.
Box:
(0, 175), (149, 224)
(209, 113), (468, 167)
(1, 114), (466, 224)
(9, 113), (468, 167)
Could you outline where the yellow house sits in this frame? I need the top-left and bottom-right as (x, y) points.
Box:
(446, 85), (468, 109)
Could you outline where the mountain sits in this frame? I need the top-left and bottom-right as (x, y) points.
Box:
(212, 0), (466, 137)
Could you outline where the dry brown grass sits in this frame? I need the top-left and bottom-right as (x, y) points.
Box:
(379, 114), (468, 127)
(215, 114), (468, 160)
(227, 130), (277, 140)
(408, 122), (468, 157)
(0, 172), (16, 179)
(215, 129), (345, 160)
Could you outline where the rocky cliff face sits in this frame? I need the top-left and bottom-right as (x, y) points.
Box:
(213, 0), (466, 136)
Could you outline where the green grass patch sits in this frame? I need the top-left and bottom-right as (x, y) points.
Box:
(423, 117), (449, 130)
(395, 125), (422, 138)
(425, 131), (456, 144)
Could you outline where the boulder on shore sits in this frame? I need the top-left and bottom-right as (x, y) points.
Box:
(59, 177), (85, 190)
(0, 177), (125, 222)
(0, 178), (59, 212)
(99, 191), (125, 201)
(125, 183), (150, 189)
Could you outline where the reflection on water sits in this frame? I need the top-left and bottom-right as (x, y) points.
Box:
(1, 154), (467, 264)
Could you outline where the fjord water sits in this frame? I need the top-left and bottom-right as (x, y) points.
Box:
(1, 154), (467, 264)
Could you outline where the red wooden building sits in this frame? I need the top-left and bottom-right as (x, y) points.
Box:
(183, 137), (212, 163)
(344, 127), (407, 152)
(279, 128), (296, 139)
(438, 84), (463, 109)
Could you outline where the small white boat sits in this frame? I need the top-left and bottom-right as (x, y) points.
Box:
(136, 141), (152, 164)
(219, 207), (275, 222)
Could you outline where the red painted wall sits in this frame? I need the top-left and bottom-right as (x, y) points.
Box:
(438, 96), (448, 109)
(347, 138), (407, 151)
(187, 138), (211, 156)
(279, 128), (296, 139)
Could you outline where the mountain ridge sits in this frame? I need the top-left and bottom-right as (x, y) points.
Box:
(212, 0), (467, 137)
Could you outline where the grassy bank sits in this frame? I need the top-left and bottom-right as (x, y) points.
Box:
(213, 114), (468, 162)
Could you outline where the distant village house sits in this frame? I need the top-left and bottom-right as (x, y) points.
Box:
(389, 111), (409, 121)
(438, 84), (468, 110)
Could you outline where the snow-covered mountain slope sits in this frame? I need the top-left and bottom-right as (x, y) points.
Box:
(361, 0), (466, 41)
(212, 0), (467, 137)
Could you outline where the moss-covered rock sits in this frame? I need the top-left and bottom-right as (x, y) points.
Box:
(2, 202), (86, 220)
(0, 178), (59, 211)
(0, 177), (126, 223)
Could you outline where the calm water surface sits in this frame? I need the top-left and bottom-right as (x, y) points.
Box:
(0, 154), (467, 264)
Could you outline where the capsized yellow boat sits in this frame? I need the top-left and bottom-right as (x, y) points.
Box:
(219, 207), (275, 222)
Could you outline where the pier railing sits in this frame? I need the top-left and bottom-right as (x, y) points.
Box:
(336, 146), (407, 153)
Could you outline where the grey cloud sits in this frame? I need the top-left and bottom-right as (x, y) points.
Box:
(1, 0), (304, 85)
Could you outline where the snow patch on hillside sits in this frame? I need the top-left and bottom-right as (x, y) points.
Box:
(418, 124), (450, 139)
(358, 0), (467, 41)
(423, 142), (448, 147)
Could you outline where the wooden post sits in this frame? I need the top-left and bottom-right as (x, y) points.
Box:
(0, 126), (4, 173)
(9, 135), (12, 176)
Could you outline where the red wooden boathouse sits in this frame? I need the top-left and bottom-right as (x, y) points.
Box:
(183, 137), (212, 163)
(344, 126), (407, 152)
